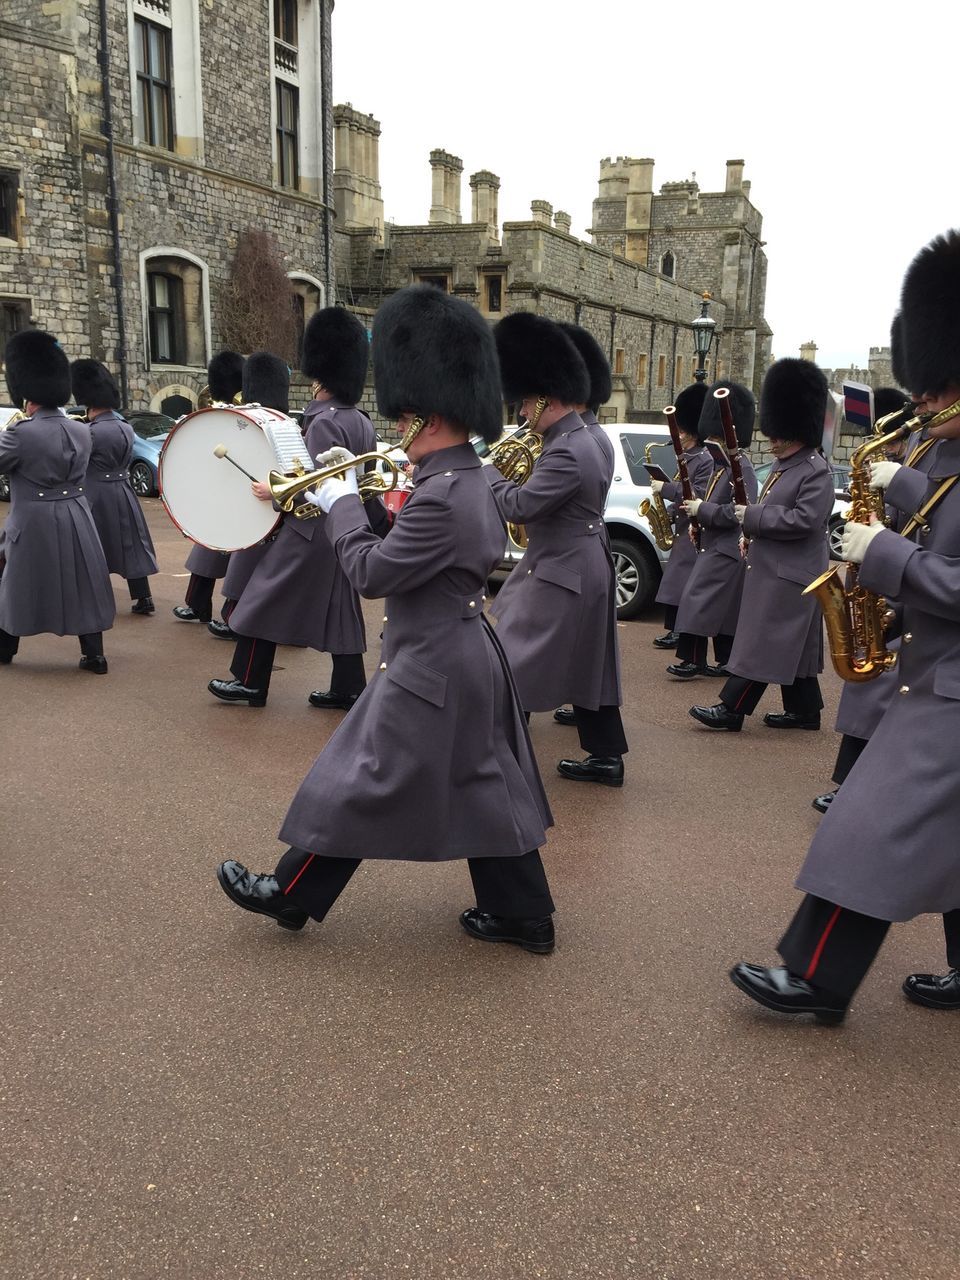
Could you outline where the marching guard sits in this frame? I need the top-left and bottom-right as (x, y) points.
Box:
(731, 229), (960, 1021)
(650, 383), (710, 650)
(216, 285), (556, 952)
(668, 381), (758, 680)
(173, 351), (244, 625)
(487, 313), (628, 788)
(209, 311), (374, 708)
(71, 359), (158, 616)
(0, 331), (115, 672)
(690, 359), (834, 732)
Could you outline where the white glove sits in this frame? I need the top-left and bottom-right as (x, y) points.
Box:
(841, 520), (884, 564)
(307, 475), (352, 514)
(868, 459), (901, 491)
(733, 504), (747, 524)
(682, 498), (702, 517)
(650, 479), (665, 495)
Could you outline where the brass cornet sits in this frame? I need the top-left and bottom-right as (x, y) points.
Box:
(269, 451), (401, 520)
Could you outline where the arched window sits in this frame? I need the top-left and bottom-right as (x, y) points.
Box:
(660, 251), (676, 279)
(141, 250), (209, 368)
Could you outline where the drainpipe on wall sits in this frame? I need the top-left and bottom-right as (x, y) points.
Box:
(97, 0), (129, 407)
(319, 0), (334, 303)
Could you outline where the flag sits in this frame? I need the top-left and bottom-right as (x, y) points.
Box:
(843, 381), (875, 431)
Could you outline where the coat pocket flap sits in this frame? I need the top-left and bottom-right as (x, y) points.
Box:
(3, 522), (21, 544)
(533, 560), (582, 593)
(777, 560), (818, 587)
(934, 664), (960, 701)
(386, 651), (448, 708)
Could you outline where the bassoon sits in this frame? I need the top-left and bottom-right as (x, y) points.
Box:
(713, 387), (748, 505)
(663, 404), (700, 547)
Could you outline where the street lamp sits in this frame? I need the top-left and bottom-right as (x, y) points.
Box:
(692, 292), (717, 383)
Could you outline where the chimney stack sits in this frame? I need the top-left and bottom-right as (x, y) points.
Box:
(554, 210), (572, 234)
(531, 199), (553, 226)
(800, 340), (818, 363)
(470, 169), (500, 243)
(725, 159), (745, 193)
(333, 104), (385, 240)
(429, 149), (463, 225)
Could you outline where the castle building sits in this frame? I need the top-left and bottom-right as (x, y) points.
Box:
(333, 113), (773, 429)
(1, 0), (334, 414)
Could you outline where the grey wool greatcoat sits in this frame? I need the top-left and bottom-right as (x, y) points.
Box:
(185, 542), (230, 580)
(581, 410), (615, 486)
(675, 455), (759, 638)
(484, 411), (622, 711)
(795, 436), (960, 920)
(228, 401), (376, 652)
(279, 443), (552, 861)
(726, 447), (834, 686)
(654, 446), (714, 608)
(0, 408), (115, 636)
(84, 410), (158, 579)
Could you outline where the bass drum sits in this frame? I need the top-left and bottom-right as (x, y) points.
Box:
(159, 405), (291, 552)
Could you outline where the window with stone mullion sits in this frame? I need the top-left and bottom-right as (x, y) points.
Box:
(148, 273), (184, 364)
(276, 81), (300, 190)
(135, 16), (174, 150)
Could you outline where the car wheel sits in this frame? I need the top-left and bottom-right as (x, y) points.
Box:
(828, 516), (845, 561)
(0, 473), (9, 502)
(610, 537), (655, 621)
(130, 461), (155, 497)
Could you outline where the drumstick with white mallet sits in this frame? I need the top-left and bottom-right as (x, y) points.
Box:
(213, 444), (260, 483)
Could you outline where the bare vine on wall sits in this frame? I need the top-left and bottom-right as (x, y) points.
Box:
(218, 229), (299, 365)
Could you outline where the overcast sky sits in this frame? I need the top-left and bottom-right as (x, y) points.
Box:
(332, 0), (954, 372)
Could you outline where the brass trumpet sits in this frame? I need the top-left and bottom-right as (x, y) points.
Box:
(269, 451), (401, 520)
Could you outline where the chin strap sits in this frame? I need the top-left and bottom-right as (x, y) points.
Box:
(400, 415), (426, 451)
(525, 396), (548, 431)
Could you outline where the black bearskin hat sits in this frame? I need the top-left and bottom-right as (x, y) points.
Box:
(4, 330), (71, 408)
(207, 351), (245, 403)
(71, 359), (120, 411)
(301, 307), (369, 405)
(696, 379), (756, 448)
(898, 229), (960, 396)
(672, 382), (709, 434)
(873, 386), (910, 426)
(242, 352), (290, 414)
(494, 312), (590, 406)
(373, 285), (503, 443)
(759, 358), (828, 447)
(557, 323), (611, 412)
(889, 313), (909, 391)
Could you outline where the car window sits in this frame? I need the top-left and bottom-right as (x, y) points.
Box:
(619, 432), (676, 486)
(129, 413), (175, 439)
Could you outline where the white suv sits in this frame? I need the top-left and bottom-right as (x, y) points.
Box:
(486, 423), (675, 620)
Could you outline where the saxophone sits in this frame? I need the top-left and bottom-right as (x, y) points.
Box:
(638, 443), (674, 551)
(802, 404), (930, 682)
(488, 421), (545, 550)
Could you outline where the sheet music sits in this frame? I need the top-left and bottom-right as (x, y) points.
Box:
(264, 420), (312, 473)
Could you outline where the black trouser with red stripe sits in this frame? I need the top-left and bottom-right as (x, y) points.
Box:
(572, 704), (628, 756)
(720, 674), (823, 717)
(832, 733), (867, 786)
(274, 846), (555, 922)
(184, 573), (215, 622)
(230, 635), (367, 700)
(779, 894), (960, 1001)
(674, 632), (734, 667)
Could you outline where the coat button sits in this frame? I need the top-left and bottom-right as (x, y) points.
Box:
(379, 662), (387, 670)
(588, 523), (594, 529)
(468, 600), (476, 608)
(527, 569), (532, 575)
(899, 685), (910, 695)
(382, 615), (388, 623)
(62, 489), (67, 494)
(902, 632), (912, 643)
(444, 471), (452, 476)
(38, 492), (44, 497)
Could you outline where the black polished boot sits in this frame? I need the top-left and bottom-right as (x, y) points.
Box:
(556, 755), (624, 787)
(666, 660), (705, 680)
(207, 619), (238, 640)
(812, 790), (837, 814)
(131, 596), (155, 615)
(729, 962), (847, 1024)
(78, 655), (108, 675)
(703, 663), (728, 678)
(902, 969), (960, 1010)
(173, 604), (210, 623)
(459, 908), (555, 954)
(553, 707), (576, 726)
(216, 860), (308, 931)
(689, 703), (743, 731)
(307, 689), (361, 710)
(652, 630), (680, 650)
(208, 678), (267, 707)
(763, 711), (821, 730)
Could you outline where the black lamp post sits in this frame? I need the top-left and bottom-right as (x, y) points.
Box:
(692, 292), (717, 383)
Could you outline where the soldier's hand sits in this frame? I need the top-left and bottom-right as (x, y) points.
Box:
(682, 498), (702, 517)
(842, 518), (884, 563)
(308, 475), (352, 514)
(733, 503), (747, 523)
(650, 479), (665, 495)
(869, 459), (901, 491)
(251, 480), (272, 502)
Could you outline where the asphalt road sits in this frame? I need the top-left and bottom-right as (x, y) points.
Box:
(2, 499), (956, 1280)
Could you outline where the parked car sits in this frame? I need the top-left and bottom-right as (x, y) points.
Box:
(487, 423), (675, 620)
(753, 458), (851, 560)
